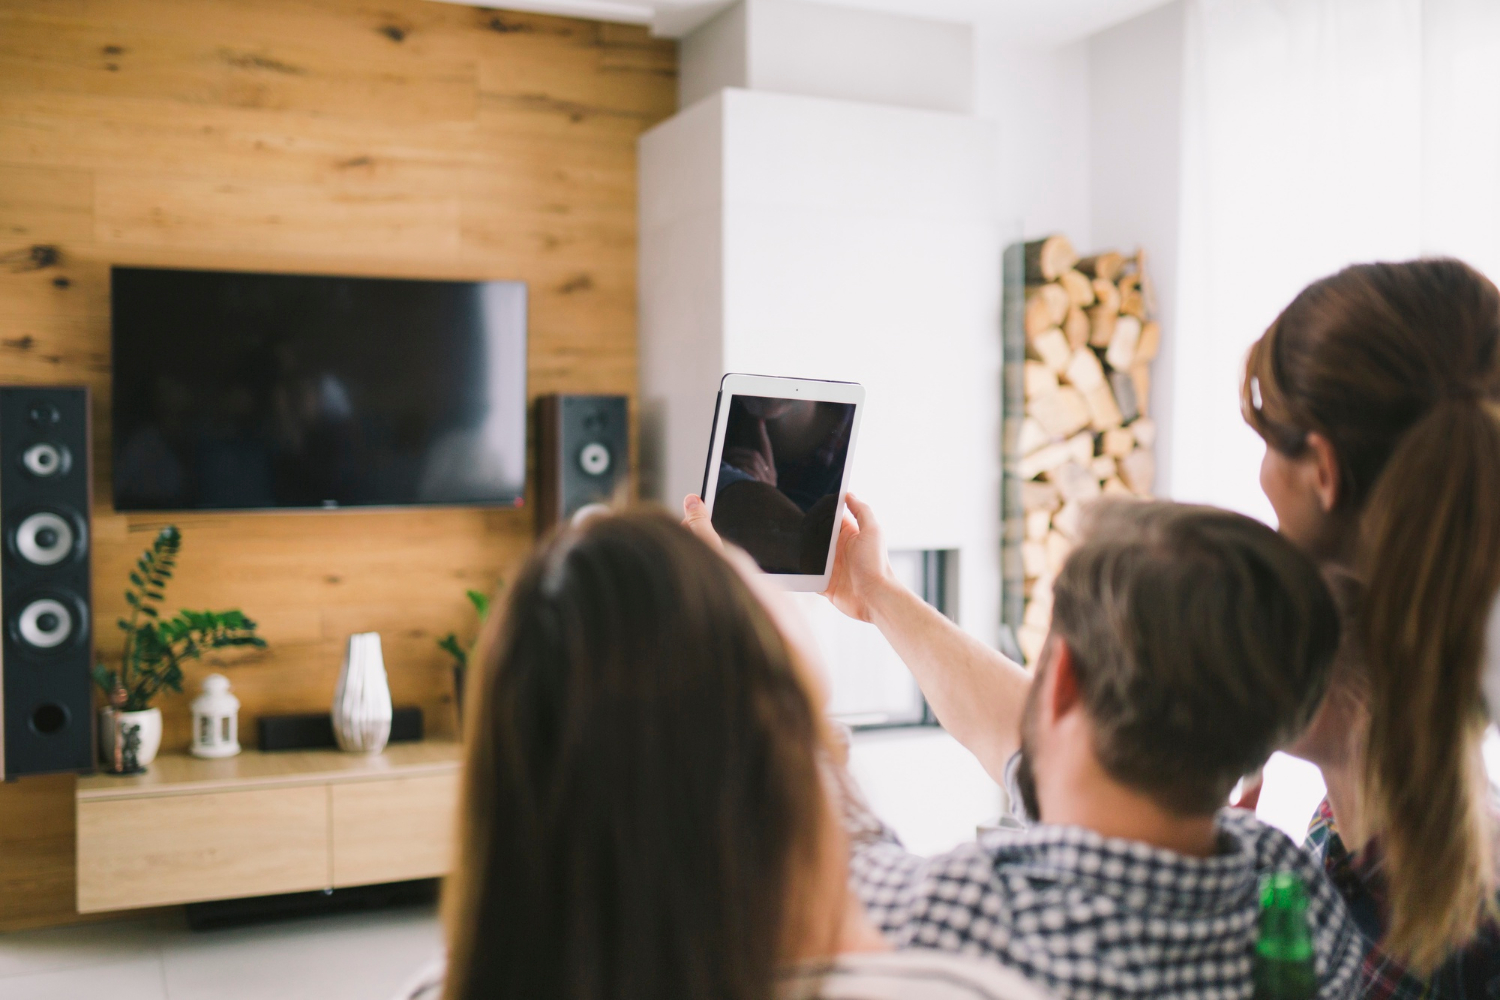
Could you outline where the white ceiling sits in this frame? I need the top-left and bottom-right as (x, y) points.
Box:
(430, 0), (1176, 45)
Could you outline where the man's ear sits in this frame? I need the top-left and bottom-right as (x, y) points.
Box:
(1045, 636), (1082, 722)
(1306, 431), (1341, 513)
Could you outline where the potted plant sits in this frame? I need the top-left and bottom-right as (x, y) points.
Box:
(92, 526), (266, 768)
(437, 589), (490, 724)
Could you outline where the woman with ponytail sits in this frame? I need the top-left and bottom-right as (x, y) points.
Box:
(1243, 257), (1500, 996)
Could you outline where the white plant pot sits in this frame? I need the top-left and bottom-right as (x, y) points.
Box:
(98, 706), (163, 768)
(332, 632), (392, 754)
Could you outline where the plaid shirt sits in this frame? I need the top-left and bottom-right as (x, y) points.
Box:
(842, 756), (1362, 1000)
(1305, 798), (1500, 1000)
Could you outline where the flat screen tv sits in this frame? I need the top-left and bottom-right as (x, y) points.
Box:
(111, 266), (527, 512)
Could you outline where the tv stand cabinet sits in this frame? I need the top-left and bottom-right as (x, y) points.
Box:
(75, 741), (461, 913)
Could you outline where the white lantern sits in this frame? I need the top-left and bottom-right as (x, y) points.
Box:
(191, 674), (241, 758)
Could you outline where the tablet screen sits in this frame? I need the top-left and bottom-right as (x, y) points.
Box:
(711, 394), (856, 574)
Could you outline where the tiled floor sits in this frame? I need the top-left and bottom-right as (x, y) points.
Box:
(0, 904), (441, 1000)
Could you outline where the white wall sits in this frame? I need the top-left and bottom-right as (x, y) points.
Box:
(1088, 1), (1185, 495)
(974, 29), (1093, 250)
(638, 95), (726, 506)
(681, 0), (973, 113)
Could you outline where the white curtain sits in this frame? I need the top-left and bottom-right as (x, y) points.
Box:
(1173, 0), (1500, 833)
(1171, 0), (1500, 521)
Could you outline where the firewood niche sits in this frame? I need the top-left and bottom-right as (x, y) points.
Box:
(1006, 234), (1160, 665)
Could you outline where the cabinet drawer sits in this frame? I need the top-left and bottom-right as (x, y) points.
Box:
(331, 774), (458, 887)
(77, 785), (329, 912)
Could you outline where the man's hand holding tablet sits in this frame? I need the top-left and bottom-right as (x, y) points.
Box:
(698, 374), (865, 592)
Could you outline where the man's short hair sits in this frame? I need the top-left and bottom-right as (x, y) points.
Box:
(1050, 499), (1340, 815)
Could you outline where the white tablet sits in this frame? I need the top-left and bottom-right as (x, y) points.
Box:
(701, 373), (865, 591)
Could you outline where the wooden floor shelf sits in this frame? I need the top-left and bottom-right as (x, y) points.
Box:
(76, 742), (462, 914)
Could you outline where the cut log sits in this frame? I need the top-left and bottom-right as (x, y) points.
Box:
(1022, 539), (1048, 579)
(1053, 500), (1083, 539)
(1077, 251), (1124, 282)
(1063, 306), (1091, 349)
(1109, 370), (1140, 424)
(1063, 431), (1094, 466)
(1024, 235), (1078, 282)
(1101, 426), (1135, 458)
(1025, 508), (1052, 541)
(1019, 417), (1050, 456)
(1024, 290), (1054, 338)
(1023, 592), (1053, 629)
(1063, 348), (1106, 392)
(1027, 283), (1070, 327)
(1092, 278), (1121, 314)
(1049, 461), (1102, 504)
(1020, 439), (1073, 480)
(1030, 386), (1091, 439)
(1119, 448), (1156, 495)
(1018, 624), (1048, 666)
(1102, 477), (1133, 497)
(1131, 417), (1157, 448)
(1058, 269), (1095, 309)
(1084, 382), (1123, 431)
(1045, 530), (1072, 576)
(1024, 360), (1059, 399)
(1030, 327), (1072, 373)
(1136, 320), (1161, 363)
(1105, 315), (1142, 371)
(1130, 363), (1151, 417)
(1087, 308), (1117, 349)
(1020, 480), (1061, 513)
(1090, 454), (1118, 481)
(1088, 278), (1121, 349)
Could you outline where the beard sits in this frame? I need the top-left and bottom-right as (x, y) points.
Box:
(1014, 654), (1049, 823)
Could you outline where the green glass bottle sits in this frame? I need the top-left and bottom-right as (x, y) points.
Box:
(1253, 871), (1318, 1000)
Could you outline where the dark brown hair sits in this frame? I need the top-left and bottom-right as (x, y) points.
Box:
(1050, 499), (1340, 815)
(443, 510), (830, 1000)
(1242, 258), (1500, 971)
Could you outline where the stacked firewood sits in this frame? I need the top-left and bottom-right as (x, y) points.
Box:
(1016, 234), (1159, 664)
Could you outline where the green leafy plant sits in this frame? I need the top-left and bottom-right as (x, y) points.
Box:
(439, 589), (491, 724)
(91, 526), (267, 713)
(437, 589), (490, 670)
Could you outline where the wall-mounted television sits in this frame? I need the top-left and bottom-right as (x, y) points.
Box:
(111, 266), (527, 512)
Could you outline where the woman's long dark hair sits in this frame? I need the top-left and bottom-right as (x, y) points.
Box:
(1242, 258), (1500, 971)
(443, 510), (830, 1000)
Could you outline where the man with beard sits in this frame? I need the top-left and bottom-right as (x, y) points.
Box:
(682, 495), (1364, 1000)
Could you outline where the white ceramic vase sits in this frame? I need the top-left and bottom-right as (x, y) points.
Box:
(98, 706), (162, 768)
(332, 632), (392, 754)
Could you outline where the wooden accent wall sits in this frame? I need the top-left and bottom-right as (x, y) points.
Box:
(0, 0), (675, 930)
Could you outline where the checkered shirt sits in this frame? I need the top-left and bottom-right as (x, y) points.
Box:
(1305, 798), (1500, 1000)
(841, 758), (1363, 1000)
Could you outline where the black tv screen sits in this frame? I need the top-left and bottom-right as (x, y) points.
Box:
(111, 266), (527, 511)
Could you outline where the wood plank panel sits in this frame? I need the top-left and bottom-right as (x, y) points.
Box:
(331, 773), (458, 886)
(76, 784), (329, 911)
(0, 0), (675, 930)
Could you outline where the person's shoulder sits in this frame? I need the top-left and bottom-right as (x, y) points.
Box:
(1218, 806), (1323, 874)
(785, 950), (1056, 1000)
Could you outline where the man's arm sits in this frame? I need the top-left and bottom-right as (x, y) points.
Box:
(826, 495), (1033, 786)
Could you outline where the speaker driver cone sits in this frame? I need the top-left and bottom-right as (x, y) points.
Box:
(578, 442), (611, 476)
(21, 443), (69, 478)
(15, 511), (75, 566)
(17, 598), (75, 650)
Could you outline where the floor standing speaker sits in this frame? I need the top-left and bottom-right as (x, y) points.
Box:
(536, 395), (628, 535)
(0, 387), (92, 780)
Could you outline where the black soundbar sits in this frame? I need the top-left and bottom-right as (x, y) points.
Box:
(257, 706), (424, 752)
